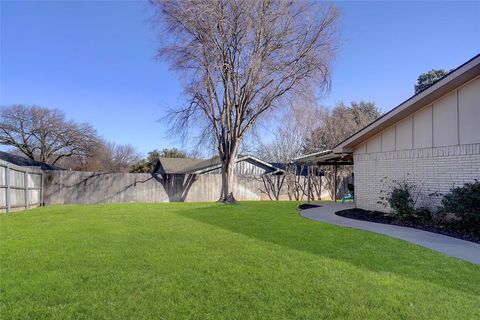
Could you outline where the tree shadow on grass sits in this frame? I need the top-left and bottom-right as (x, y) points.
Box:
(176, 202), (480, 296)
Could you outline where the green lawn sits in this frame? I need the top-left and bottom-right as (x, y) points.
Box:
(1, 202), (479, 319)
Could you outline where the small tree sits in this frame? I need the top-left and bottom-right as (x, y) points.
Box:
(258, 173), (286, 201)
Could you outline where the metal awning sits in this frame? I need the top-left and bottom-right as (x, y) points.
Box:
(294, 150), (353, 166)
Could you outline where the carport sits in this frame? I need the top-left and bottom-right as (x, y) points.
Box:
(295, 150), (354, 203)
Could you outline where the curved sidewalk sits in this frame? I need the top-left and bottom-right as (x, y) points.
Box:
(301, 202), (480, 265)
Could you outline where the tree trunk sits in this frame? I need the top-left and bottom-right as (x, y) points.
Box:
(218, 155), (237, 204)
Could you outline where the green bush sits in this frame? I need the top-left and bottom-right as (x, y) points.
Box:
(386, 181), (417, 220)
(414, 207), (433, 223)
(441, 180), (480, 232)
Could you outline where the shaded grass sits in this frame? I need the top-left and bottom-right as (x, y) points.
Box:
(1, 202), (479, 319)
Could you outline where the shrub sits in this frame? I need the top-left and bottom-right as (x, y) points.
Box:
(383, 181), (418, 220)
(441, 180), (480, 232)
(414, 207), (433, 223)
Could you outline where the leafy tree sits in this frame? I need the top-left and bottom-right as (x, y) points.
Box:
(414, 69), (450, 94)
(152, 0), (339, 203)
(305, 101), (382, 152)
(159, 148), (187, 158)
(131, 148), (188, 173)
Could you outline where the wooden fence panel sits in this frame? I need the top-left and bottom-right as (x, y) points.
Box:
(43, 170), (341, 205)
(0, 160), (44, 213)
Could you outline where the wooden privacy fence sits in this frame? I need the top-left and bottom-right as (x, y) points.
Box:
(0, 161), (350, 210)
(42, 170), (340, 205)
(43, 171), (273, 204)
(0, 160), (44, 213)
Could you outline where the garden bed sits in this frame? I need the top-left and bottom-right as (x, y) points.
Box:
(335, 208), (480, 244)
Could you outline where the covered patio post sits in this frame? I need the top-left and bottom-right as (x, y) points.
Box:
(307, 165), (311, 203)
(333, 164), (337, 203)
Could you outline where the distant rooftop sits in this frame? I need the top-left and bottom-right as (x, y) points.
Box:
(155, 155), (283, 175)
(0, 151), (63, 170)
(155, 157), (206, 174)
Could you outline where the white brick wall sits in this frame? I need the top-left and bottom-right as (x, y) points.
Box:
(354, 143), (480, 212)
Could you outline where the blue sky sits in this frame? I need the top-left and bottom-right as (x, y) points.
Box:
(1, 0), (479, 155)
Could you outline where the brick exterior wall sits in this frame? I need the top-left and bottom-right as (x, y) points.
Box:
(354, 143), (480, 212)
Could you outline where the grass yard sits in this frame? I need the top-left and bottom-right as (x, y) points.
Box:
(1, 202), (479, 319)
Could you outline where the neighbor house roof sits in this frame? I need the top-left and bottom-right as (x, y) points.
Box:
(154, 157), (206, 174)
(0, 151), (63, 170)
(333, 53), (480, 154)
(155, 155), (283, 175)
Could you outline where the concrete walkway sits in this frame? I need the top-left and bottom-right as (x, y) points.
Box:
(301, 202), (480, 265)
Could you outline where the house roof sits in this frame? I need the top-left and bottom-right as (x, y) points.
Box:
(333, 53), (480, 154)
(155, 157), (206, 174)
(0, 151), (63, 170)
(155, 155), (283, 175)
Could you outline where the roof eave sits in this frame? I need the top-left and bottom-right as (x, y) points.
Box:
(333, 54), (480, 153)
(294, 150), (333, 163)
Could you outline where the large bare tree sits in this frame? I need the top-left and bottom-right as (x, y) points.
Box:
(152, 0), (338, 202)
(0, 104), (99, 165)
(58, 140), (141, 172)
(96, 142), (141, 173)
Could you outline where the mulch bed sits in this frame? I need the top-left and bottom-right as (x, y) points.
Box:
(335, 208), (480, 244)
(298, 203), (322, 210)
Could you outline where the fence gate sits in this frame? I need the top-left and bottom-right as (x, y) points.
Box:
(0, 161), (44, 213)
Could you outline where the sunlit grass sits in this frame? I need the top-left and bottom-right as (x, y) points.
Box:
(1, 202), (479, 319)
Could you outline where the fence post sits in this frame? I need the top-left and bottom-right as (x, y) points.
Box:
(24, 170), (29, 210)
(6, 163), (11, 213)
(41, 172), (44, 207)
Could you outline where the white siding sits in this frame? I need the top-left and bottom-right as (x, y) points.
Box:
(433, 91), (458, 147)
(355, 142), (366, 154)
(413, 105), (432, 149)
(354, 77), (480, 154)
(395, 116), (413, 150)
(366, 134), (381, 153)
(458, 78), (480, 144)
(381, 126), (396, 152)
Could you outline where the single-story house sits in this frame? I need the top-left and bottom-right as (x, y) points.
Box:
(154, 155), (283, 176)
(331, 54), (480, 211)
